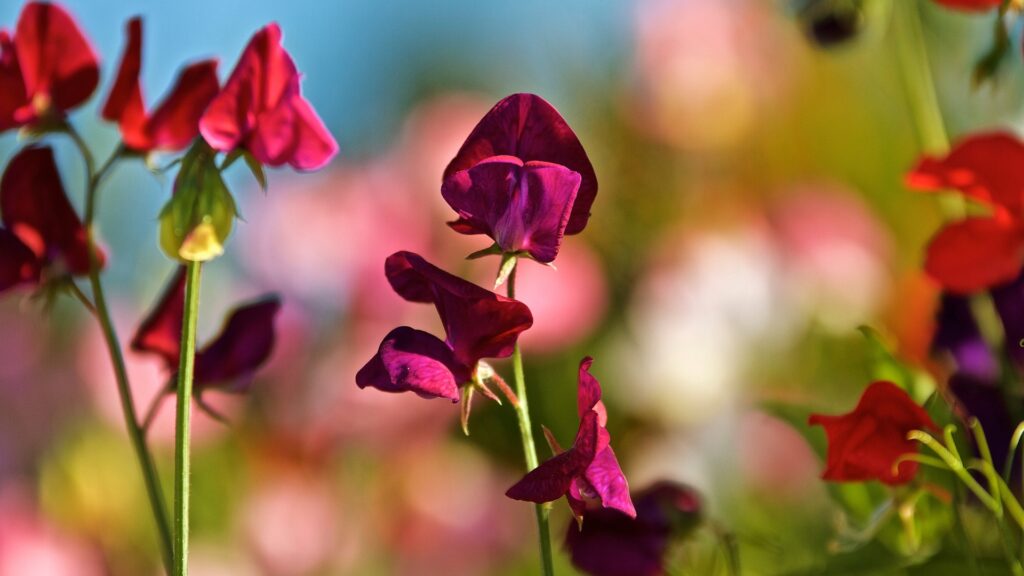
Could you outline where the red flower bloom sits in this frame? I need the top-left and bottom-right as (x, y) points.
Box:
(0, 146), (101, 294)
(507, 357), (635, 519)
(907, 132), (1024, 294)
(132, 267), (281, 395)
(199, 23), (337, 171)
(931, 0), (1002, 11)
(101, 17), (219, 153)
(808, 381), (938, 485)
(0, 2), (99, 131)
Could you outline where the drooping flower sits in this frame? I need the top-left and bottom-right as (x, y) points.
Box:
(131, 266), (281, 398)
(356, 251), (533, 402)
(199, 23), (337, 170)
(931, 0), (1002, 11)
(906, 132), (1024, 294)
(0, 2), (99, 131)
(506, 357), (635, 519)
(441, 93), (596, 262)
(101, 17), (219, 153)
(808, 381), (938, 485)
(565, 481), (702, 576)
(0, 146), (101, 295)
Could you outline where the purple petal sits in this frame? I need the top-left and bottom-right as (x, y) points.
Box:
(356, 326), (461, 402)
(933, 292), (997, 379)
(582, 447), (636, 518)
(0, 228), (39, 293)
(443, 93), (597, 235)
(506, 411), (601, 503)
(194, 297), (281, 392)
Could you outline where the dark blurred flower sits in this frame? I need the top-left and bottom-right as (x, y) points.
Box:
(565, 481), (702, 576)
(809, 381), (938, 485)
(101, 17), (219, 153)
(907, 132), (1024, 294)
(507, 357), (635, 519)
(0, 146), (101, 294)
(794, 0), (865, 49)
(356, 251), (532, 402)
(0, 2), (98, 131)
(131, 266), (281, 398)
(199, 23), (337, 170)
(931, 0), (1001, 11)
(442, 93), (596, 260)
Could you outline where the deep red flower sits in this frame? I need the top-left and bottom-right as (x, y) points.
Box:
(131, 266), (281, 394)
(506, 357), (635, 518)
(808, 381), (938, 485)
(199, 23), (337, 170)
(101, 17), (219, 153)
(0, 146), (101, 294)
(356, 251), (533, 402)
(907, 132), (1024, 294)
(442, 93), (597, 260)
(0, 2), (99, 130)
(931, 0), (1002, 11)
(566, 481), (702, 576)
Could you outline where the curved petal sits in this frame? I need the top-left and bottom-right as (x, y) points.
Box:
(131, 267), (186, 369)
(924, 217), (1024, 294)
(506, 411), (600, 503)
(355, 326), (461, 402)
(582, 447), (636, 518)
(286, 94), (338, 170)
(441, 155), (523, 244)
(0, 31), (29, 131)
(0, 228), (40, 293)
(146, 59), (220, 152)
(15, 2), (99, 113)
(577, 356), (604, 420)
(907, 132), (1024, 214)
(194, 297), (280, 391)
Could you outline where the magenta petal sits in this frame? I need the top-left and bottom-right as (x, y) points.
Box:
(518, 161), (580, 262)
(194, 297), (281, 392)
(0, 228), (39, 292)
(287, 94), (338, 170)
(577, 356), (603, 419)
(356, 326), (461, 402)
(583, 447), (636, 518)
(506, 411), (600, 503)
(443, 93), (597, 235)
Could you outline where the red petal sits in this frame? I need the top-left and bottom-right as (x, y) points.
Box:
(146, 60), (219, 152)
(0, 31), (29, 131)
(907, 132), (1024, 214)
(15, 2), (99, 113)
(925, 217), (1024, 294)
(0, 228), (40, 293)
(131, 267), (186, 369)
(286, 94), (338, 170)
(931, 0), (1002, 11)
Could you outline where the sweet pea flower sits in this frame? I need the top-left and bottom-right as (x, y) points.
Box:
(907, 132), (1024, 294)
(931, 0), (1001, 10)
(0, 146), (101, 294)
(565, 481), (702, 576)
(506, 357), (635, 519)
(441, 93), (596, 262)
(131, 267), (281, 416)
(101, 17), (219, 153)
(0, 2), (98, 131)
(199, 23), (337, 170)
(356, 251), (533, 402)
(809, 381), (938, 485)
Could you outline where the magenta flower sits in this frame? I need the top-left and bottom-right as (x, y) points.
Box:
(441, 93), (597, 262)
(199, 23), (338, 171)
(565, 481), (702, 576)
(0, 146), (102, 294)
(356, 251), (533, 402)
(506, 357), (635, 519)
(132, 267), (281, 397)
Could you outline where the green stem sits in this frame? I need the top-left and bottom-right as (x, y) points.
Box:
(67, 130), (174, 574)
(174, 261), (202, 576)
(506, 264), (555, 576)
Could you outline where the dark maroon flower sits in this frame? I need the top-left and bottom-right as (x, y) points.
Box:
(506, 357), (635, 519)
(101, 17), (219, 153)
(0, 145), (101, 295)
(442, 93), (597, 260)
(356, 251), (533, 402)
(0, 2), (99, 131)
(131, 266), (281, 395)
(808, 381), (938, 485)
(566, 481), (702, 576)
(199, 23), (337, 170)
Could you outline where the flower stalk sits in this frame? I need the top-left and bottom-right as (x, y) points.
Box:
(174, 260), (202, 576)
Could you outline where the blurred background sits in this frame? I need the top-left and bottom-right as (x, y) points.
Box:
(0, 0), (1020, 574)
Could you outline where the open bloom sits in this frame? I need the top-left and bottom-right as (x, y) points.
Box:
(907, 132), (1024, 294)
(441, 93), (596, 262)
(132, 266), (281, 396)
(356, 251), (533, 402)
(0, 146), (101, 294)
(566, 481), (702, 576)
(506, 357), (635, 518)
(809, 381), (938, 485)
(199, 23), (337, 170)
(101, 17), (219, 153)
(0, 2), (98, 131)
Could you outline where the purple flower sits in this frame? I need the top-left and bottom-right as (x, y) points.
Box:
(506, 357), (635, 519)
(565, 481), (702, 576)
(356, 251), (533, 402)
(441, 93), (596, 262)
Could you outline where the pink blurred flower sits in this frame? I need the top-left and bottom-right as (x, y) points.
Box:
(738, 410), (822, 499)
(0, 488), (104, 576)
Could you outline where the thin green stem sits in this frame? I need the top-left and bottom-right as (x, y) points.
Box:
(506, 264), (555, 576)
(67, 129), (174, 574)
(174, 261), (202, 576)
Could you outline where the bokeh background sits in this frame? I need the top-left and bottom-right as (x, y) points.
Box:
(0, 0), (1019, 574)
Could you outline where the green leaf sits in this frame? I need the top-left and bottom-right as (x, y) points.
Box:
(242, 151), (268, 193)
(159, 143), (238, 263)
(466, 243), (502, 260)
(858, 326), (935, 402)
